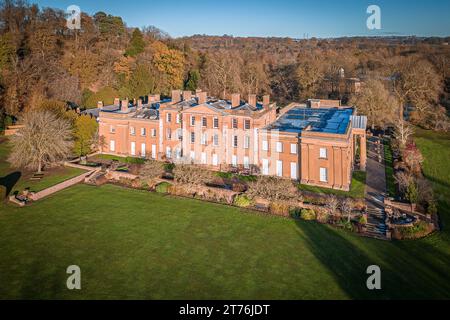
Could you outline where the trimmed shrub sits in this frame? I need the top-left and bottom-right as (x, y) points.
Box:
(300, 208), (316, 221)
(234, 195), (252, 208)
(269, 202), (291, 216)
(338, 219), (355, 232)
(164, 163), (175, 173)
(359, 214), (368, 225)
(156, 182), (171, 194)
(125, 157), (145, 165)
(396, 221), (430, 239)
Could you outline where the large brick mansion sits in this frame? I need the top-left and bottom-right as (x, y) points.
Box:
(95, 90), (367, 191)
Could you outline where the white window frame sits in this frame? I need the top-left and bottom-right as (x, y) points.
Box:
(176, 113), (181, 124)
(202, 117), (207, 127)
(151, 144), (156, 159)
(141, 143), (146, 157)
(276, 160), (283, 177)
(110, 140), (115, 152)
(320, 167), (328, 183)
(201, 132), (207, 145)
(190, 151), (195, 161)
(233, 135), (238, 148)
(262, 140), (269, 151)
(213, 134), (219, 147)
(212, 154), (218, 166)
(244, 156), (250, 169)
(244, 119), (251, 130)
(276, 142), (283, 153)
(130, 142), (136, 156)
(190, 132), (195, 144)
(320, 147), (328, 159)
(190, 116), (195, 126)
(166, 147), (172, 159)
(151, 128), (157, 137)
(290, 162), (298, 180)
(262, 159), (269, 175)
(110, 125), (115, 133)
(141, 128), (146, 136)
(130, 127), (136, 136)
(213, 117), (219, 129)
(290, 143), (298, 154)
(244, 135), (250, 149)
(201, 152), (207, 164)
(166, 113), (172, 123)
(232, 155), (238, 167)
(232, 118), (238, 129)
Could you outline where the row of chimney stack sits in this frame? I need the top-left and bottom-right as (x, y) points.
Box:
(172, 89), (207, 104)
(232, 93), (270, 108)
(98, 91), (271, 112)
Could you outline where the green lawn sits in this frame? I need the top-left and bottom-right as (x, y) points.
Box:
(298, 171), (366, 199)
(0, 138), (86, 195)
(0, 132), (450, 300)
(415, 128), (450, 233)
(93, 154), (145, 164)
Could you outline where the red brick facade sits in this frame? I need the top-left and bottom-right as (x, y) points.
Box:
(98, 93), (366, 191)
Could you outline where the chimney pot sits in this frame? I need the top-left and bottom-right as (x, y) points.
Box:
(263, 95), (270, 108)
(183, 91), (192, 101)
(231, 93), (240, 108)
(197, 92), (207, 104)
(121, 99), (129, 112)
(248, 94), (257, 107)
(171, 90), (181, 103)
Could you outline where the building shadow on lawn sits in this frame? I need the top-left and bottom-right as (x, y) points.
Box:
(295, 221), (387, 299)
(296, 220), (450, 299)
(0, 171), (21, 196)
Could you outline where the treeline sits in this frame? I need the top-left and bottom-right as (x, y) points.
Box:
(0, 0), (449, 131)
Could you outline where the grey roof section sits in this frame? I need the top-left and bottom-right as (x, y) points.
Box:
(82, 105), (120, 118)
(133, 108), (159, 120)
(266, 106), (354, 135)
(350, 115), (368, 130)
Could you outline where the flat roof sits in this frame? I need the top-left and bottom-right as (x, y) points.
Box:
(266, 106), (354, 135)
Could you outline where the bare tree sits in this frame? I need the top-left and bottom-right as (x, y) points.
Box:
(173, 164), (214, 186)
(393, 120), (414, 150)
(394, 171), (414, 196)
(340, 198), (355, 222)
(8, 111), (73, 173)
(325, 194), (340, 217)
(392, 58), (442, 121)
(139, 160), (165, 186)
(247, 176), (298, 202)
(349, 79), (397, 129)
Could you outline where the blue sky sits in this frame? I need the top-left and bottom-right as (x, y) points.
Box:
(36, 0), (450, 38)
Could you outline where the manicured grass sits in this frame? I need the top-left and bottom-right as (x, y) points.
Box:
(383, 139), (396, 198)
(11, 166), (87, 193)
(94, 154), (145, 164)
(1, 132), (450, 300)
(1, 183), (450, 299)
(298, 171), (366, 199)
(0, 138), (86, 195)
(415, 128), (450, 232)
